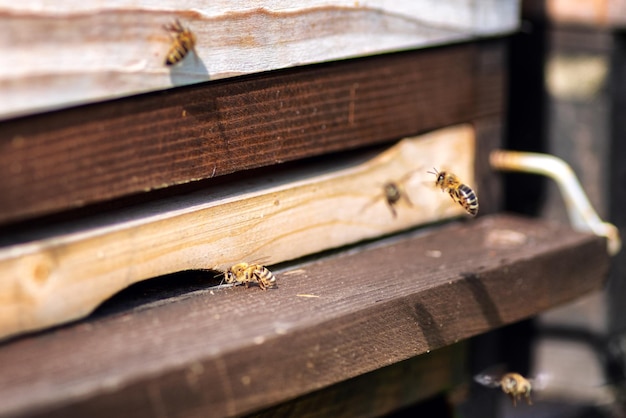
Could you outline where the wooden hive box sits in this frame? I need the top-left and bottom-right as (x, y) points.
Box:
(0, 1), (612, 416)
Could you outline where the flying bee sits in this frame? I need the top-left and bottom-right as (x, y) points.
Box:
(381, 181), (411, 218)
(474, 369), (533, 407)
(163, 19), (197, 66)
(223, 263), (277, 290)
(361, 171), (416, 218)
(428, 168), (478, 216)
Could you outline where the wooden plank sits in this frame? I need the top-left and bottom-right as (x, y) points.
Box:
(549, 26), (614, 52)
(525, 0), (626, 27)
(0, 125), (476, 341)
(0, 214), (609, 418)
(0, 41), (506, 225)
(1, 0), (519, 119)
(248, 343), (466, 418)
(547, 0), (612, 25)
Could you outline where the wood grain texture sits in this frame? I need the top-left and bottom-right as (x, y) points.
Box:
(0, 125), (476, 341)
(0, 214), (609, 417)
(221, 343), (466, 418)
(1, 0), (519, 118)
(0, 41), (506, 225)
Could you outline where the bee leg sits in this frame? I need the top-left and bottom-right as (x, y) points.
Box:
(402, 191), (413, 207)
(525, 393), (532, 405)
(359, 193), (382, 215)
(510, 394), (517, 407)
(385, 201), (398, 218)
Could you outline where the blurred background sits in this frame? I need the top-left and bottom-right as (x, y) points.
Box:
(470, 1), (626, 416)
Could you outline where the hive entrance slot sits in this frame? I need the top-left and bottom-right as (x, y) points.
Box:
(91, 269), (223, 319)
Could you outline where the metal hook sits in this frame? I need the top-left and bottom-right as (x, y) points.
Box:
(490, 150), (621, 256)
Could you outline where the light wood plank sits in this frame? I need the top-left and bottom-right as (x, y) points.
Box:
(0, 0), (519, 119)
(0, 124), (475, 341)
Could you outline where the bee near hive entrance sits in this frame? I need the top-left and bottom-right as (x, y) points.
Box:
(222, 263), (277, 290)
(474, 368), (533, 407)
(361, 171), (418, 218)
(428, 168), (479, 216)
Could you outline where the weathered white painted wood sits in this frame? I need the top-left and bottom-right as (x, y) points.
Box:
(0, 124), (475, 340)
(1, 1), (519, 119)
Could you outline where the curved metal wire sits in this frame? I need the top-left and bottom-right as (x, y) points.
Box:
(490, 150), (621, 256)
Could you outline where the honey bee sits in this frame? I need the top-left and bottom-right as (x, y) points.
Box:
(163, 19), (197, 66)
(375, 180), (413, 218)
(475, 370), (533, 407)
(224, 263), (277, 290)
(428, 168), (478, 216)
(361, 172), (416, 218)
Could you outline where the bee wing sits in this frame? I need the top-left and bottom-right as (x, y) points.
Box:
(528, 372), (551, 391)
(474, 364), (507, 388)
(474, 372), (502, 388)
(252, 256), (272, 266)
(230, 256), (272, 267)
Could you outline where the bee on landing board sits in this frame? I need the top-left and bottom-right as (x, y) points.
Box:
(223, 263), (277, 290)
(163, 19), (197, 66)
(474, 370), (533, 407)
(428, 168), (478, 216)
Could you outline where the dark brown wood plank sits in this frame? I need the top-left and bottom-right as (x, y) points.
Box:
(475, 116), (505, 216)
(0, 214), (609, 417)
(250, 343), (466, 418)
(474, 41), (507, 216)
(0, 40), (505, 225)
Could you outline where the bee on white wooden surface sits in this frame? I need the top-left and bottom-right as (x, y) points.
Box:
(361, 171), (417, 218)
(223, 263), (277, 290)
(163, 19), (197, 66)
(474, 369), (533, 407)
(428, 168), (478, 216)
(380, 181), (412, 218)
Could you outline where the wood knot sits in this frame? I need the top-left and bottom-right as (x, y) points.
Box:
(21, 253), (56, 287)
(33, 262), (51, 284)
